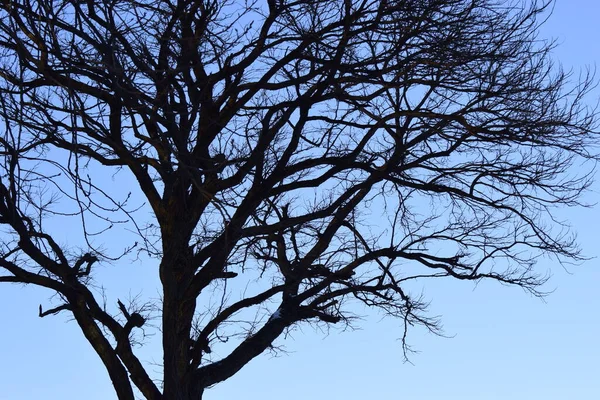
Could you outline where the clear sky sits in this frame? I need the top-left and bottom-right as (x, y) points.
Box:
(1, 1), (599, 399)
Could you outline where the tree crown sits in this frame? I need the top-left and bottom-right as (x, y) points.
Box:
(0, 0), (597, 398)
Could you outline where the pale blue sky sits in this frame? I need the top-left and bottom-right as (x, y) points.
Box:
(1, 1), (600, 399)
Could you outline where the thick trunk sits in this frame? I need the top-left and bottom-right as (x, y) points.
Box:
(162, 287), (198, 399)
(160, 235), (201, 399)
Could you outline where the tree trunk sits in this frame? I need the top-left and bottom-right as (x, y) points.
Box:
(160, 230), (200, 399)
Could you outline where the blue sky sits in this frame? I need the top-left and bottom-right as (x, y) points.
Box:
(1, 1), (600, 399)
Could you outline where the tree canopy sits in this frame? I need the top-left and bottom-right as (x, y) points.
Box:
(0, 0), (597, 399)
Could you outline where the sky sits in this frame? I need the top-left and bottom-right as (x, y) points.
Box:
(1, 1), (600, 399)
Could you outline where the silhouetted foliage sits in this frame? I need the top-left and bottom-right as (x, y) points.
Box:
(0, 0), (597, 398)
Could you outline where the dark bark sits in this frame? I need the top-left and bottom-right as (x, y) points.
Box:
(0, 0), (598, 399)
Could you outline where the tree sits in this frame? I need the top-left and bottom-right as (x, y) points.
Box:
(0, 0), (597, 398)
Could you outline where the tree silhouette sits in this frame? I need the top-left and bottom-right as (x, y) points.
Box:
(0, 0), (597, 398)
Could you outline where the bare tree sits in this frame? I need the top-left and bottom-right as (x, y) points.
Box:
(0, 0), (597, 398)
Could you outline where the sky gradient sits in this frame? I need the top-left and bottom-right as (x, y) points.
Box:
(1, 1), (599, 399)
